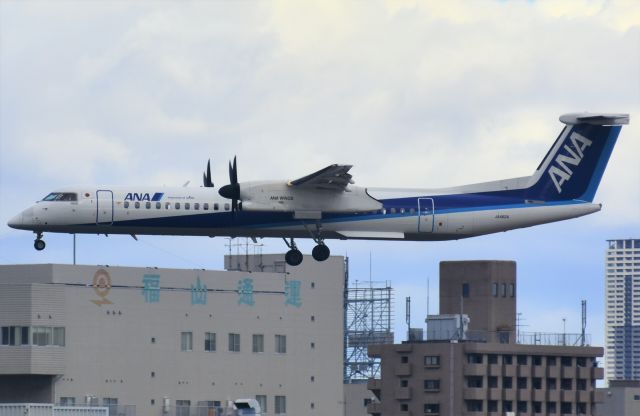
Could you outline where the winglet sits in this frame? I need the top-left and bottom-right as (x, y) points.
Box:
(559, 113), (629, 126)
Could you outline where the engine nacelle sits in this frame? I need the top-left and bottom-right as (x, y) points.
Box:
(239, 181), (382, 214)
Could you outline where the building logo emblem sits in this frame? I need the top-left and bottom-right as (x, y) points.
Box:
(91, 269), (113, 306)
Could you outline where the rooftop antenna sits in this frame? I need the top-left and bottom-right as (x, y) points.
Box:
(369, 251), (372, 285)
(72, 234), (76, 265)
(580, 300), (587, 347)
(405, 296), (411, 340)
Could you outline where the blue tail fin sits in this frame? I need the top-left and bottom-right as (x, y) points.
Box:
(525, 113), (629, 202)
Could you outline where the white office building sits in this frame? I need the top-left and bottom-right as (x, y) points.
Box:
(605, 239), (640, 382)
(0, 255), (346, 416)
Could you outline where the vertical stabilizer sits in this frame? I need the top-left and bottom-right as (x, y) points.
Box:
(525, 113), (629, 202)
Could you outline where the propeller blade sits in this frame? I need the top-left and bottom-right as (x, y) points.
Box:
(202, 159), (214, 187)
(231, 156), (238, 184)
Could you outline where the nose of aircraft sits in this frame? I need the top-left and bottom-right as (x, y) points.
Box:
(7, 212), (22, 229)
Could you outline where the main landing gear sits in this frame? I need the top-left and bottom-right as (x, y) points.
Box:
(283, 223), (332, 266)
(34, 232), (46, 251)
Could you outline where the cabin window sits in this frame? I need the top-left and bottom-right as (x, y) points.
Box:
(400, 208), (405, 214)
(165, 202), (171, 209)
(409, 208), (415, 214)
(124, 201), (129, 209)
(214, 203), (219, 211)
(145, 202), (151, 209)
(224, 203), (230, 211)
(185, 203), (190, 210)
(194, 203), (200, 210)
(135, 201), (140, 209)
(203, 203), (209, 211)
(390, 207), (396, 214)
(175, 203), (181, 209)
(156, 202), (161, 209)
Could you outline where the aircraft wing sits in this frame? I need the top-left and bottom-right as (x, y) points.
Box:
(288, 164), (353, 191)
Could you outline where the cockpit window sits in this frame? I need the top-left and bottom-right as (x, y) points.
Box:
(42, 192), (77, 202)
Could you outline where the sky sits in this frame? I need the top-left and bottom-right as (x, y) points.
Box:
(1, 0), (639, 352)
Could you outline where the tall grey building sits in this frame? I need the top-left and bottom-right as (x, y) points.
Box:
(0, 255), (346, 416)
(605, 239), (640, 382)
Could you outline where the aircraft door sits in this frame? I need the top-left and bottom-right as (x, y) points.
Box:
(418, 198), (434, 233)
(96, 190), (114, 225)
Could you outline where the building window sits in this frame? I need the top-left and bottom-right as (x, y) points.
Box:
(517, 355), (527, 365)
(467, 354), (483, 364)
(503, 355), (513, 365)
(252, 334), (264, 353)
(467, 376), (483, 388)
(503, 377), (513, 389)
(204, 332), (216, 352)
(255, 396), (267, 413)
(400, 403), (408, 412)
(275, 396), (286, 414)
(492, 282), (498, 297)
(509, 283), (515, 297)
(59, 397), (75, 406)
(533, 377), (542, 389)
(487, 401), (498, 412)
(560, 402), (572, 414)
(501, 283), (507, 297)
(176, 400), (191, 416)
(424, 403), (439, 414)
(401, 356), (409, 363)
(180, 332), (193, 351)
(424, 355), (440, 366)
(561, 356), (572, 366)
(498, 331), (510, 344)
(517, 377), (527, 389)
(488, 354), (498, 364)
(517, 401), (527, 413)
(561, 378), (572, 390)
(229, 333), (240, 352)
(547, 401), (556, 413)
(547, 356), (557, 366)
(503, 401), (512, 412)
(547, 378), (557, 390)
(275, 334), (287, 354)
(576, 357), (587, 367)
(424, 379), (440, 391)
(465, 400), (483, 412)
(533, 355), (542, 366)
(533, 401), (542, 413)
(103, 398), (118, 415)
(401, 379), (408, 387)
(488, 376), (498, 388)
(462, 283), (470, 298)
(577, 379), (587, 390)
(53, 328), (65, 346)
(577, 402), (587, 414)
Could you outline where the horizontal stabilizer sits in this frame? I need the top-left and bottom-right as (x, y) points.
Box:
(559, 113), (629, 126)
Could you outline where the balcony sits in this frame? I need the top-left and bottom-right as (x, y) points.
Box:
(463, 364), (485, 376)
(532, 389), (546, 402)
(0, 346), (65, 375)
(395, 387), (412, 400)
(395, 363), (412, 376)
(367, 402), (382, 415)
(367, 378), (382, 391)
(463, 388), (486, 400)
(488, 388), (502, 400)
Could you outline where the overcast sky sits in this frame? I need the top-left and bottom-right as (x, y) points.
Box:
(1, 0), (639, 349)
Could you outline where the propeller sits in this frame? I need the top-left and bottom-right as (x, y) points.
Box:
(219, 156), (241, 214)
(202, 159), (214, 188)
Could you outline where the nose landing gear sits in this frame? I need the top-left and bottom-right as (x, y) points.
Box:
(34, 232), (46, 251)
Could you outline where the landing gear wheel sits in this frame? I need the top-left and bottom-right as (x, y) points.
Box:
(34, 239), (46, 251)
(285, 249), (303, 266)
(312, 244), (330, 261)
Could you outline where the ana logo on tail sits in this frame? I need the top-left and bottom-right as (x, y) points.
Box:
(548, 132), (592, 194)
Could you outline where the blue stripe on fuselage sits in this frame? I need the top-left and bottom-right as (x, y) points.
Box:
(85, 189), (581, 230)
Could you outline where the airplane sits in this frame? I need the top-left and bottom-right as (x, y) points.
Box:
(7, 112), (629, 266)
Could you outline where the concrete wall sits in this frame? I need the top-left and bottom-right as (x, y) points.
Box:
(0, 257), (345, 416)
